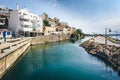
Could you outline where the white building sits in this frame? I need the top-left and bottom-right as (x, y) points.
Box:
(0, 29), (12, 38)
(9, 4), (43, 37)
(63, 28), (68, 34)
(49, 21), (57, 27)
(61, 22), (68, 27)
(44, 26), (56, 35)
(0, 6), (13, 38)
(0, 6), (11, 15)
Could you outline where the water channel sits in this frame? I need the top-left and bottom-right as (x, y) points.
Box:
(2, 37), (120, 80)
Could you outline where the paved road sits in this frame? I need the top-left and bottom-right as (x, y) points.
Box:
(90, 36), (120, 47)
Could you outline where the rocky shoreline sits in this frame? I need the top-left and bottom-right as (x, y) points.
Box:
(80, 38), (120, 75)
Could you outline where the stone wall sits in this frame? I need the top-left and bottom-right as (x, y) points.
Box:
(31, 34), (70, 45)
(0, 38), (31, 79)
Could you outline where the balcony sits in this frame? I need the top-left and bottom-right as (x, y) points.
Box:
(20, 15), (31, 20)
(20, 21), (32, 26)
(0, 22), (5, 25)
(21, 27), (33, 32)
(0, 10), (9, 14)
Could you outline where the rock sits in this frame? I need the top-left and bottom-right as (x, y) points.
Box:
(99, 48), (104, 53)
(103, 48), (110, 56)
(118, 66), (120, 72)
(90, 49), (96, 54)
(80, 37), (120, 73)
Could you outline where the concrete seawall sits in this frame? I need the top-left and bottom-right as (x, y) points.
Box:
(0, 38), (31, 79)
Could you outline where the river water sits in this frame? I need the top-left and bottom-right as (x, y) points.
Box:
(2, 37), (120, 80)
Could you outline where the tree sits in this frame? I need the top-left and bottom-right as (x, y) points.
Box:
(76, 29), (83, 36)
(70, 28), (84, 40)
(43, 19), (51, 26)
(53, 17), (60, 24)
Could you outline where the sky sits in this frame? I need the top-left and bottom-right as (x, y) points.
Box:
(0, 0), (120, 34)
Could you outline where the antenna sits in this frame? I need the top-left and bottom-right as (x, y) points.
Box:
(16, 3), (19, 10)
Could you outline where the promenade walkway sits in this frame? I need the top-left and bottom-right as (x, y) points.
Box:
(90, 36), (120, 47)
(0, 37), (32, 59)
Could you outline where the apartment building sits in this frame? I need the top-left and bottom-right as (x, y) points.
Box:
(0, 6), (12, 38)
(43, 26), (56, 35)
(9, 4), (43, 37)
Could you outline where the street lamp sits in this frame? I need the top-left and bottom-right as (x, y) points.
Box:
(92, 32), (96, 42)
(105, 28), (111, 45)
(114, 30), (118, 41)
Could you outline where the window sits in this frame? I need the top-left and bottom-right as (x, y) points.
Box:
(7, 32), (11, 35)
(19, 12), (21, 14)
(23, 13), (27, 15)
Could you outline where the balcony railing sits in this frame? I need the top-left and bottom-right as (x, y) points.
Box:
(20, 21), (32, 26)
(0, 10), (9, 14)
(20, 15), (31, 20)
(22, 27), (33, 32)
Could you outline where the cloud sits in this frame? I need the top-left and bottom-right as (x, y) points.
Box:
(50, 0), (58, 7)
(81, 17), (120, 34)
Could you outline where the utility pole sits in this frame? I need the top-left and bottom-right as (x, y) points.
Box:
(105, 28), (111, 45)
(105, 28), (107, 45)
(113, 30), (118, 41)
(115, 30), (118, 41)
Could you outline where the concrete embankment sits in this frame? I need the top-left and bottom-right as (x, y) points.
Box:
(80, 36), (120, 73)
(31, 34), (70, 45)
(0, 38), (32, 79)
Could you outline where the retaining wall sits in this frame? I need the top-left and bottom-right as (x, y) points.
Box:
(31, 34), (70, 45)
(0, 38), (31, 79)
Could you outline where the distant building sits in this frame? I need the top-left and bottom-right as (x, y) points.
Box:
(0, 14), (9, 29)
(9, 4), (43, 37)
(63, 28), (68, 34)
(49, 21), (57, 27)
(43, 26), (56, 35)
(61, 22), (68, 27)
(67, 27), (76, 34)
(0, 6), (13, 29)
(39, 13), (48, 21)
(0, 6), (13, 38)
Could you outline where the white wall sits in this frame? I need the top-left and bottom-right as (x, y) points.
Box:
(44, 26), (56, 35)
(9, 10), (20, 36)
(63, 28), (68, 34)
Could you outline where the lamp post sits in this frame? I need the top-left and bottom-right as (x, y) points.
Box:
(92, 32), (96, 42)
(105, 28), (111, 45)
(114, 30), (118, 41)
